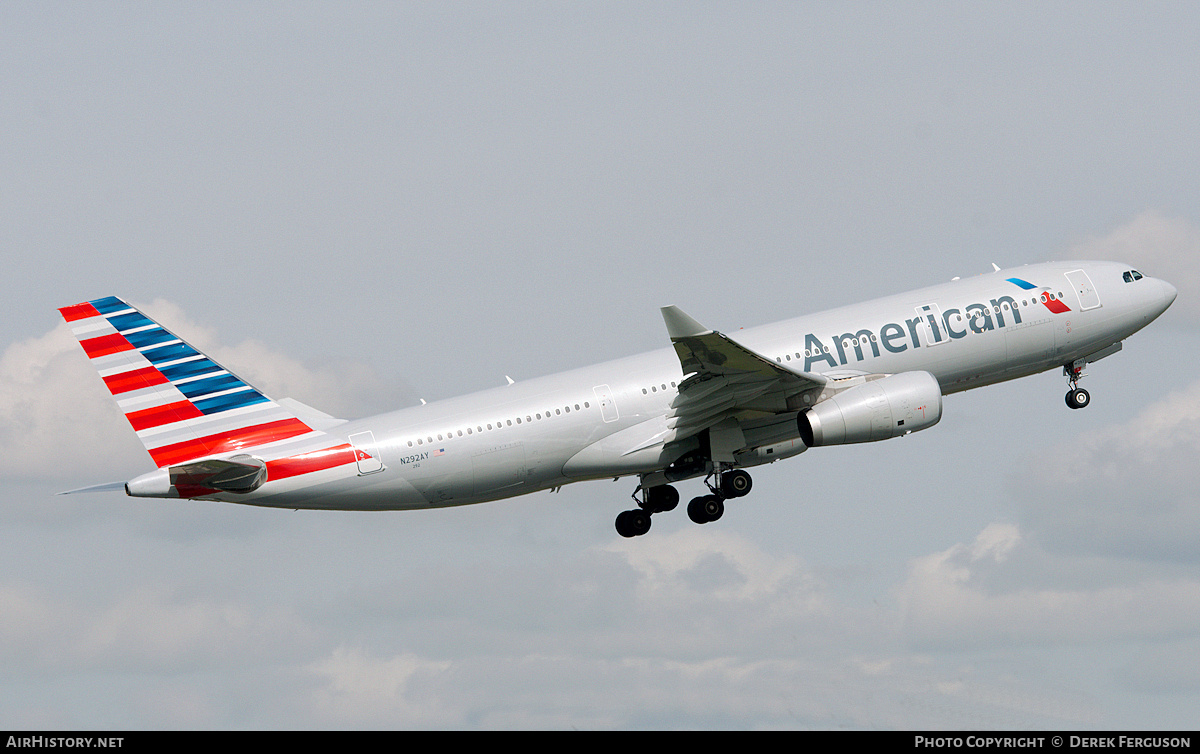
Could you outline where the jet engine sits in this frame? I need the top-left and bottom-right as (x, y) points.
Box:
(798, 371), (942, 446)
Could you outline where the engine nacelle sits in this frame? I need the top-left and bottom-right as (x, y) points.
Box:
(798, 371), (942, 446)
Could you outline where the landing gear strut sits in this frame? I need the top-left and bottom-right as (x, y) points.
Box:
(1064, 363), (1091, 410)
(616, 469), (753, 537)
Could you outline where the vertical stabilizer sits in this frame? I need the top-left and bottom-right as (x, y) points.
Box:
(58, 297), (320, 467)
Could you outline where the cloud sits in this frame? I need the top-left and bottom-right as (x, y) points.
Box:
(1015, 379), (1200, 560)
(0, 322), (143, 481)
(0, 580), (312, 674)
(294, 526), (1111, 729)
(897, 524), (1200, 649)
(604, 526), (827, 609)
(1069, 210), (1200, 317)
(307, 646), (454, 728)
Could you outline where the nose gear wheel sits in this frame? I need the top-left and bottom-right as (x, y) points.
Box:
(1063, 363), (1091, 410)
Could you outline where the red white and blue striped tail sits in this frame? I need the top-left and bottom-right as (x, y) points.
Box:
(58, 296), (320, 468)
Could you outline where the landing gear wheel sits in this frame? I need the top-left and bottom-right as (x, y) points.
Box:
(1066, 387), (1090, 410)
(719, 470), (752, 499)
(1063, 363), (1090, 410)
(687, 494), (724, 525)
(643, 484), (680, 513)
(615, 509), (652, 538)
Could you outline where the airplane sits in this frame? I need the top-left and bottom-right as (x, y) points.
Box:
(58, 260), (1176, 537)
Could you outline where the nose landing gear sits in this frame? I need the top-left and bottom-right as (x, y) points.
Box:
(1064, 363), (1091, 410)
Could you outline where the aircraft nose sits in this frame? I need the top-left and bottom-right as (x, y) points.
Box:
(1161, 278), (1178, 309)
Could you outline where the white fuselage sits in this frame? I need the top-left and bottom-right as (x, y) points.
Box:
(198, 260), (1175, 511)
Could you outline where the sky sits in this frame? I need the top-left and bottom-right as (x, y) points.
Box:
(2, 1), (1200, 730)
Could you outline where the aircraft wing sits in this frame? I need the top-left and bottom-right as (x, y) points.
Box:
(660, 306), (827, 438)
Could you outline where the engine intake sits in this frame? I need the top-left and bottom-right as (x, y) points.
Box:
(798, 371), (942, 446)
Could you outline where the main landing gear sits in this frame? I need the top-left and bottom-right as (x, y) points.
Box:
(615, 468), (753, 538)
(1064, 363), (1091, 410)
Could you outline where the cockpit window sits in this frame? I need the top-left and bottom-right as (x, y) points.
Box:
(1132, 270), (1143, 280)
(1123, 270), (1144, 283)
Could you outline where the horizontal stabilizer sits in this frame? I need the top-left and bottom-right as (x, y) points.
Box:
(172, 454), (267, 493)
(58, 481), (128, 495)
(125, 454), (268, 498)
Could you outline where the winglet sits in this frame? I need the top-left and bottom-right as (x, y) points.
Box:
(660, 305), (711, 340)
